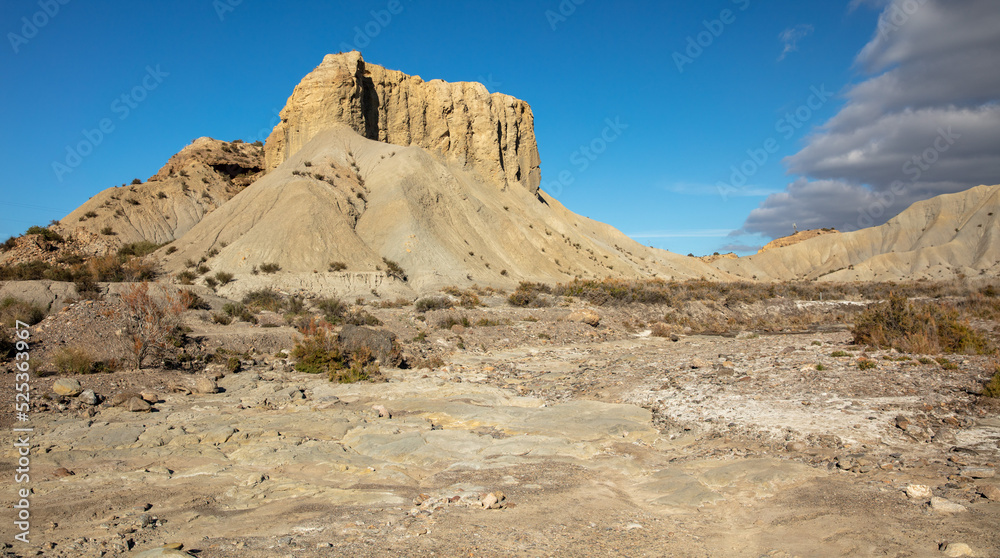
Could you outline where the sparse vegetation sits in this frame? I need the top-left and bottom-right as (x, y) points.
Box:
(101, 282), (183, 369)
(329, 261), (348, 272)
(242, 289), (284, 313)
(0, 297), (46, 328)
(857, 358), (877, 370)
(259, 262), (281, 274)
(852, 293), (992, 354)
(382, 258), (407, 282)
(215, 271), (234, 285)
(983, 362), (1000, 398)
(100, 226), (115, 236)
(416, 296), (453, 313)
(26, 225), (64, 242)
(53, 347), (95, 374)
(292, 319), (379, 383)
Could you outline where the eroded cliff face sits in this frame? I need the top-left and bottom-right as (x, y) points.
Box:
(265, 51), (541, 193)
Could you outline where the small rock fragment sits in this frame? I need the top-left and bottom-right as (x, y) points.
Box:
(568, 309), (600, 327)
(373, 405), (391, 418)
(78, 389), (98, 406)
(930, 496), (967, 513)
(53, 378), (82, 397)
(904, 484), (933, 500)
(480, 491), (506, 509)
(895, 416), (910, 431)
(785, 441), (807, 452)
(690, 357), (711, 369)
(140, 390), (161, 403)
(941, 542), (975, 557)
(53, 467), (74, 478)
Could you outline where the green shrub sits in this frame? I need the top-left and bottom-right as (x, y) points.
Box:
(242, 289), (284, 313)
(315, 297), (346, 323)
(437, 314), (471, 330)
(53, 347), (94, 374)
(1, 237), (17, 252)
(26, 226), (63, 242)
(830, 351), (849, 357)
(382, 258), (407, 282)
(983, 363), (1000, 398)
(100, 226), (114, 236)
(857, 358), (877, 371)
(508, 282), (552, 307)
(344, 309), (382, 326)
(131, 178), (142, 185)
(415, 296), (453, 313)
(223, 302), (256, 323)
(329, 261), (347, 272)
(177, 271), (196, 285)
(118, 241), (161, 258)
(215, 271), (234, 285)
(84, 211), (98, 218)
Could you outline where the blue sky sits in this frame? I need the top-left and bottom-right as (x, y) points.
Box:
(2, 1), (997, 257)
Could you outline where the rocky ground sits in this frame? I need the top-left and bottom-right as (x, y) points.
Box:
(2, 293), (999, 557)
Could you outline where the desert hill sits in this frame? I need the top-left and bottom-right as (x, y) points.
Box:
(160, 125), (731, 296)
(713, 184), (1000, 281)
(758, 228), (838, 254)
(55, 138), (263, 248)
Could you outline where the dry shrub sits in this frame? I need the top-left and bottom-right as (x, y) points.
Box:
(852, 293), (992, 355)
(983, 362), (1000, 398)
(102, 282), (183, 369)
(0, 297), (46, 328)
(53, 347), (95, 374)
(508, 282), (552, 307)
(416, 296), (452, 312)
(650, 322), (675, 337)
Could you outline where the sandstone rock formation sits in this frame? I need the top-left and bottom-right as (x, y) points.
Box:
(714, 185), (1000, 281)
(161, 125), (731, 296)
(265, 51), (541, 194)
(54, 139), (263, 248)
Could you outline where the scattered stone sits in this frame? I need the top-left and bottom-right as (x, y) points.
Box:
(125, 397), (152, 413)
(785, 441), (807, 452)
(977, 484), (1000, 501)
(905, 484), (932, 500)
(895, 416), (910, 431)
(132, 547), (194, 557)
(110, 392), (142, 407)
(193, 377), (219, 394)
(960, 467), (995, 479)
(941, 542), (975, 557)
(52, 467), (74, 478)
(140, 390), (161, 403)
(690, 357), (711, 369)
(52, 378), (82, 397)
(78, 389), (98, 406)
(480, 491), (506, 509)
(451, 324), (466, 334)
(567, 309), (600, 327)
(930, 497), (966, 514)
(373, 405), (391, 418)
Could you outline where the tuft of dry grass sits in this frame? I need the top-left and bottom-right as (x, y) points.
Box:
(852, 293), (992, 355)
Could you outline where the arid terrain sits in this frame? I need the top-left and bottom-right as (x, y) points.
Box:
(2, 52), (999, 557)
(1, 280), (999, 557)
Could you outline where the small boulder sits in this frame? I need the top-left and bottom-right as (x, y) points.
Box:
(567, 309), (600, 327)
(140, 390), (161, 403)
(960, 467), (995, 479)
(338, 325), (402, 366)
(125, 397), (152, 413)
(690, 357), (711, 369)
(52, 378), (82, 397)
(977, 484), (1000, 501)
(193, 377), (219, 394)
(77, 389), (98, 406)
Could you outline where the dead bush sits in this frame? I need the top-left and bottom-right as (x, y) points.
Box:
(102, 282), (183, 369)
(52, 347), (95, 374)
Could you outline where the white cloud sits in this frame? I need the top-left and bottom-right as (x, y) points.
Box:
(778, 24), (814, 61)
(741, 0), (1000, 239)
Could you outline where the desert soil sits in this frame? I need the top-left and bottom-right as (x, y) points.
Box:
(2, 298), (999, 557)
